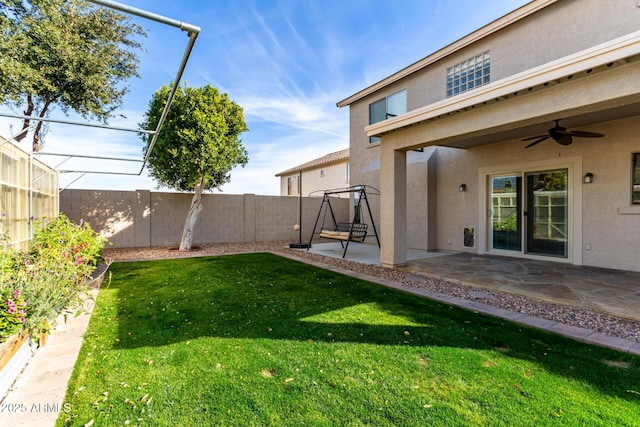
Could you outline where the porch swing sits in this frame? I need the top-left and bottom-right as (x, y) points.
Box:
(307, 185), (380, 258)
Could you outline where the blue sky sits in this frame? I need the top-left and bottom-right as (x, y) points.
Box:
(0, 0), (530, 195)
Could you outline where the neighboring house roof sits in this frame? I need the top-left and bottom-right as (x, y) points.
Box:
(275, 148), (349, 177)
(336, 0), (556, 107)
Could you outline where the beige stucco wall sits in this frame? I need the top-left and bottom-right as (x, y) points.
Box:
(345, 0), (640, 271)
(432, 116), (640, 272)
(279, 160), (350, 196)
(348, 0), (640, 179)
(60, 190), (349, 248)
(356, 115), (640, 271)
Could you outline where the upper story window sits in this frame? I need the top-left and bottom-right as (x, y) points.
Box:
(447, 51), (490, 98)
(369, 89), (407, 144)
(287, 177), (294, 195)
(633, 153), (640, 204)
(287, 176), (299, 196)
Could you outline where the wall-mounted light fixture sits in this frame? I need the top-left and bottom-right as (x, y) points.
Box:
(584, 172), (594, 184)
(458, 184), (467, 192)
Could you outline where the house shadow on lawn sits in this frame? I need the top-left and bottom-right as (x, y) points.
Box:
(104, 252), (640, 403)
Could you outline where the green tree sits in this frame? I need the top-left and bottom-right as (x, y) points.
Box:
(141, 83), (249, 250)
(0, 0), (145, 151)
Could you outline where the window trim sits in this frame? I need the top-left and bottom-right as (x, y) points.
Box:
(369, 89), (407, 144)
(632, 152), (640, 205)
(287, 176), (299, 196)
(287, 177), (294, 195)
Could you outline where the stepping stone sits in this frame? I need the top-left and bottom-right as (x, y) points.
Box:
(469, 291), (495, 300)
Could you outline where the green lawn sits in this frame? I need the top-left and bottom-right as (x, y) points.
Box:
(58, 253), (640, 426)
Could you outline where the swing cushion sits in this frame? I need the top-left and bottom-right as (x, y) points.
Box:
(319, 223), (368, 242)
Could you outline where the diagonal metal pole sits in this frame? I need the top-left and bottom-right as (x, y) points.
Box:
(0, 1), (202, 179)
(87, 0), (201, 175)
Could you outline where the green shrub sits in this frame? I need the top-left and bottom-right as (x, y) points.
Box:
(0, 215), (107, 342)
(494, 215), (518, 232)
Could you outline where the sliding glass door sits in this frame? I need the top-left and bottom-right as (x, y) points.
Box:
(490, 175), (521, 252)
(525, 169), (568, 257)
(489, 169), (569, 258)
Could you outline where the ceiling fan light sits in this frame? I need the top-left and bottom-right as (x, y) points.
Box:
(556, 135), (573, 145)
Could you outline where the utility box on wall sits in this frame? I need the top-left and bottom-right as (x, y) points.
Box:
(464, 227), (475, 248)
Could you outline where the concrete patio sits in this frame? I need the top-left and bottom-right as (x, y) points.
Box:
(307, 242), (640, 322)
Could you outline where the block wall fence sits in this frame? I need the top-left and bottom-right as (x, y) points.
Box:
(60, 189), (350, 248)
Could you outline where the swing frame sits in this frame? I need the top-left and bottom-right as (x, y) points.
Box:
(307, 185), (380, 258)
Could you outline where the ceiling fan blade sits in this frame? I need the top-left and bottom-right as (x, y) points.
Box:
(566, 130), (605, 138)
(525, 136), (548, 148)
(522, 134), (548, 141)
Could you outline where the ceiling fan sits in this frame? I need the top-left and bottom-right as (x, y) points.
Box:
(522, 119), (604, 148)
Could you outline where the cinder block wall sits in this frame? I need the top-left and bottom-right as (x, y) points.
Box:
(60, 190), (349, 248)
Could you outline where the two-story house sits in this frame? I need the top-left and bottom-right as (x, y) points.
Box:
(276, 148), (350, 196)
(338, 0), (640, 272)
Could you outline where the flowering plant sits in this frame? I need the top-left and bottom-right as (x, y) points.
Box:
(0, 289), (27, 342)
(0, 215), (106, 342)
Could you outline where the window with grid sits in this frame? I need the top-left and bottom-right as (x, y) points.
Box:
(447, 51), (490, 97)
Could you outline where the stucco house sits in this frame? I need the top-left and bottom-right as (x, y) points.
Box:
(337, 0), (640, 272)
(275, 148), (350, 196)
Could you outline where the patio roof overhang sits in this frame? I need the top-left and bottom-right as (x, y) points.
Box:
(366, 31), (640, 152)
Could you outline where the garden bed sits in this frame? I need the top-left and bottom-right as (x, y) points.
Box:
(0, 333), (35, 400)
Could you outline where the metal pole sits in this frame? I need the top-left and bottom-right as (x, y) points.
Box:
(88, 0), (200, 33)
(0, 1), (202, 185)
(290, 170), (310, 249)
(0, 113), (155, 134)
(299, 171), (303, 241)
(139, 30), (199, 173)
(29, 151), (34, 240)
(86, 0), (203, 175)
(0, 124), (34, 147)
(39, 152), (143, 163)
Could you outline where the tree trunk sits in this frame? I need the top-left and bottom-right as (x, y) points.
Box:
(32, 99), (52, 152)
(15, 94), (34, 142)
(179, 177), (204, 251)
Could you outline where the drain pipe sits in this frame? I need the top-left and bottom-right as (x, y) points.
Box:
(87, 0), (201, 174)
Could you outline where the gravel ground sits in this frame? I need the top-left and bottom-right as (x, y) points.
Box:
(103, 241), (640, 343)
